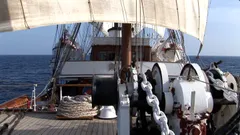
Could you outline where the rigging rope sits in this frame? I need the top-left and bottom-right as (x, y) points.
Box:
(190, 77), (240, 94)
(37, 23), (82, 100)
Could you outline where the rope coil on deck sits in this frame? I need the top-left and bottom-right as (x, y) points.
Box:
(57, 95), (98, 118)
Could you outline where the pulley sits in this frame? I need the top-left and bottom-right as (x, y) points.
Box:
(180, 63), (210, 91)
(152, 63), (169, 101)
(176, 63), (213, 114)
(169, 63), (213, 134)
(151, 63), (173, 114)
(205, 63), (239, 130)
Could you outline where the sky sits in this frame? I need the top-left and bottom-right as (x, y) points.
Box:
(0, 0), (239, 56)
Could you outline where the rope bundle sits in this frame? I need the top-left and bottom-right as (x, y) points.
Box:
(57, 95), (98, 118)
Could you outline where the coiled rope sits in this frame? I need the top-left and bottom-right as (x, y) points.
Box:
(57, 95), (98, 118)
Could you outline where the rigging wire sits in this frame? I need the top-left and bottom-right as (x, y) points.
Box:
(117, 23), (122, 78)
(134, 0), (139, 68)
(139, 0), (146, 74)
(113, 23), (120, 78)
(37, 23), (82, 98)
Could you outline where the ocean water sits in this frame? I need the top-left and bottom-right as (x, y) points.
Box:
(0, 55), (239, 104)
(0, 55), (52, 103)
(190, 56), (240, 75)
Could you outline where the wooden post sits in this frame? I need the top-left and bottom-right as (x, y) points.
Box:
(121, 23), (132, 132)
(121, 23), (132, 83)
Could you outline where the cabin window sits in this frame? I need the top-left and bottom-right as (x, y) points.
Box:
(97, 51), (145, 61)
(98, 51), (116, 61)
(132, 51), (144, 60)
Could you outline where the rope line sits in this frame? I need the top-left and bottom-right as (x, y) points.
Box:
(190, 77), (240, 94)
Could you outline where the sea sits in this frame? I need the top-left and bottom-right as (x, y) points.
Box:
(0, 55), (240, 104)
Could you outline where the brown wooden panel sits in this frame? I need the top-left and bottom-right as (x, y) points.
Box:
(91, 45), (151, 61)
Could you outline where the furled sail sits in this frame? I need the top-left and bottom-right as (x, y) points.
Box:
(0, 0), (209, 42)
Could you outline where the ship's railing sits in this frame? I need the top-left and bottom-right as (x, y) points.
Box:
(29, 84), (37, 111)
(56, 84), (92, 101)
(0, 83), (39, 111)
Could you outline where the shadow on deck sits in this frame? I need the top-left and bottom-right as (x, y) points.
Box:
(0, 112), (117, 135)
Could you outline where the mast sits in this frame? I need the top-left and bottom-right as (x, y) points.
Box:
(121, 23), (132, 82)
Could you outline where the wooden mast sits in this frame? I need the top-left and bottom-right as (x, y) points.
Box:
(121, 23), (132, 83)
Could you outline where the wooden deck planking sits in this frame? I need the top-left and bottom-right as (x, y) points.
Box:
(12, 114), (42, 135)
(103, 120), (108, 135)
(80, 118), (90, 135)
(86, 120), (94, 135)
(0, 113), (8, 123)
(91, 118), (99, 135)
(23, 114), (52, 135)
(3, 112), (117, 135)
(74, 120), (86, 135)
(41, 117), (62, 135)
(20, 114), (53, 135)
(38, 115), (60, 135)
(47, 118), (64, 135)
(26, 114), (53, 135)
(52, 119), (69, 135)
(58, 119), (73, 135)
(70, 121), (81, 134)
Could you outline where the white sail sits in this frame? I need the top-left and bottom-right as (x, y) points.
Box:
(0, 0), (209, 42)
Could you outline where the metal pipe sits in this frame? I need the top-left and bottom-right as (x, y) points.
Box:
(60, 86), (63, 101)
(33, 84), (37, 112)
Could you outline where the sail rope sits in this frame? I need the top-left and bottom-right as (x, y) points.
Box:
(37, 25), (65, 99)
(86, 22), (104, 54)
(35, 24), (81, 101)
(52, 24), (81, 76)
(190, 77), (240, 94)
(112, 23), (121, 79)
(38, 22), (104, 101)
(50, 24), (81, 102)
(139, 0), (144, 73)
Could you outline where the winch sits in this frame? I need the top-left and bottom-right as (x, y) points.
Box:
(91, 61), (240, 135)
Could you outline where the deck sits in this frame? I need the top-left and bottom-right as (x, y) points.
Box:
(0, 112), (117, 135)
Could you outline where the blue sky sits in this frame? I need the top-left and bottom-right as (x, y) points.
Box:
(0, 0), (239, 56)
